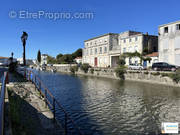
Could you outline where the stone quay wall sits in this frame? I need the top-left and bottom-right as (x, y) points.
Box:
(46, 64), (180, 87)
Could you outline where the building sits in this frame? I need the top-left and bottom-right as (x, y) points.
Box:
(119, 31), (158, 66)
(0, 57), (9, 66)
(159, 20), (180, 66)
(74, 57), (82, 64)
(144, 52), (159, 67)
(82, 31), (158, 67)
(41, 54), (48, 65)
(83, 33), (119, 67)
(17, 58), (35, 66)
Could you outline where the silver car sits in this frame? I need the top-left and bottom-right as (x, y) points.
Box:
(128, 64), (144, 70)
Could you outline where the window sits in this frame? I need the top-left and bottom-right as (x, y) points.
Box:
(90, 42), (92, 45)
(87, 49), (89, 55)
(90, 49), (92, 55)
(164, 27), (168, 33)
(176, 24), (180, 30)
(95, 48), (97, 54)
(134, 46), (138, 52)
(124, 39), (126, 43)
(129, 38), (132, 42)
(135, 37), (138, 41)
(99, 47), (102, 54)
(104, 47), (107, 53)
(104, 39), (107, 42)
(123, 48), (126, 53)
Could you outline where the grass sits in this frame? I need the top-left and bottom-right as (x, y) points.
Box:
(8, 88), (36, 135)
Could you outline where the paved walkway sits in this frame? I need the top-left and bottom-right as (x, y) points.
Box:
(7, 81), (64, 135)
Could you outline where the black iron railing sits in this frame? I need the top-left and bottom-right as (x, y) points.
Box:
(22, 69), (83, 135)
(0, 72), (8, 135)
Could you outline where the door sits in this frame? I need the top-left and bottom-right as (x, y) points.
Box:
(94, 57), (97, 67)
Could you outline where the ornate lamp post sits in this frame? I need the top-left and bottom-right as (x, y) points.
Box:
(21, 32), (28, 66)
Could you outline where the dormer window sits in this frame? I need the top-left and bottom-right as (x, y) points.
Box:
(164, 27), (168, 33)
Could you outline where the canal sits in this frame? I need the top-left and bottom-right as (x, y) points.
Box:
(35, 70), (180, 135)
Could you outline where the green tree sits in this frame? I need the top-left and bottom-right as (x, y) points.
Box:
(72, 48), (82, 59)
(56, 53), (63, 60)
(47, 55), (56, 64)
(37, 50), (41, 64)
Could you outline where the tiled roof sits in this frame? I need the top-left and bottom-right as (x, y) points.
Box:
(0, 56), (9, 59)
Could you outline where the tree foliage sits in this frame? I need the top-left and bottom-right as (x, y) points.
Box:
(37, 50), (41, 64)
(47, 55), (56, 64)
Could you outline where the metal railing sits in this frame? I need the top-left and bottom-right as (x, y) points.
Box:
(0, 72), (8, 135)
(24, 69), (83, 135)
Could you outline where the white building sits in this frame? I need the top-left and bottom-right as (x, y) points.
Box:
(74, 57), (82, 64)
(41, 54), (48, 65)
(159, 20), (180, 66)
(82, 31), (158, 67)
(0, 57), (9, 66)
(83, 33), (119, 67)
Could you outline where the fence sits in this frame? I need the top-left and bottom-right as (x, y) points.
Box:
(0, 72), (8, 135)
(24, 69), (83, 135)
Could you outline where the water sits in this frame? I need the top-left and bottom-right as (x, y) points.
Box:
(35, 70), (180, 135)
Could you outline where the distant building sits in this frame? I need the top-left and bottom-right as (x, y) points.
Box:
(17, 58), (35, 66)
(159, 20), (180, 66)
(74, 57), (82, 64)
(41, 54), (48, 65)
(82, 31), (158, 67)
(0, 57), (9, 66)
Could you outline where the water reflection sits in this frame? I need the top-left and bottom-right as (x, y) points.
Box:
(36, 71), (180, 135)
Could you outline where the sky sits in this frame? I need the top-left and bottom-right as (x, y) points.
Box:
(0, 0), (180, 59)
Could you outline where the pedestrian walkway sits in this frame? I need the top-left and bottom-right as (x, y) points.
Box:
(7, 80), (64, 135)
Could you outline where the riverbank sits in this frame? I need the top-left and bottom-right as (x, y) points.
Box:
(46, 65), (180, 87)
(6, 73), (64, 135)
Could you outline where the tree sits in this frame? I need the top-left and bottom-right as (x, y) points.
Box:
(72, 48), (82, 59)
(37, 50), (41, 64)
(56, 53), (63, 60)
(47, 55), (56, 64)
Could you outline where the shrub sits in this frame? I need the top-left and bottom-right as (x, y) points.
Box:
(80, 63), (90, 73)
(70, 66), (78, 74)
(90, 68), (94, 74)
(151, 72), (160, 76)
(144, 71), (149, 74)
(115, 66), (126, 80)
(170, 69), (180, 83)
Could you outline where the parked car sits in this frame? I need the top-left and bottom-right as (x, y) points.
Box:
(152, 62), (177, 71)
(128, 64), (144, 70)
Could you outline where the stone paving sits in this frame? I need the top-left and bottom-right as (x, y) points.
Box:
(7, 81), (64, 135)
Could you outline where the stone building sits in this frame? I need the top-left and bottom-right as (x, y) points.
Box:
(119, 31), (158, 66)
(159, 20), (180, 66)
(82, 33), (119, 67)
(41, 54), (48, 65)
(82, 31), (158, 67)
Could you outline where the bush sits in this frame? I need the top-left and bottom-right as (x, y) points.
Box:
(170, 69), (180, 83)
(80, 63), (90, 73)
(151, 72), (160, 76)
(144, 71), (149, 74)
(115, 66), (126, 80)
(70, 66), (78, 74)
(90, 68), (94, 74)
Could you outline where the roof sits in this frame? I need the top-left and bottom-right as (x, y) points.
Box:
(159, 20), (180, 28)
(145, 52), (158, 57)
(75, 57), (82, 59)
(84, 33), (118, 42)
(0, 57), (9, 59)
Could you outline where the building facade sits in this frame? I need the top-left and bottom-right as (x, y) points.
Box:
(82, 33), (119, 67)
(41, 54), (48, 65)
(159, 20), (180, 66)
(82, 31), (158, 67)
(119, 31), (158, 66)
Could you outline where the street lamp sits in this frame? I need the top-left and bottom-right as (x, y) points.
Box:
(21, 31), (28, 66)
